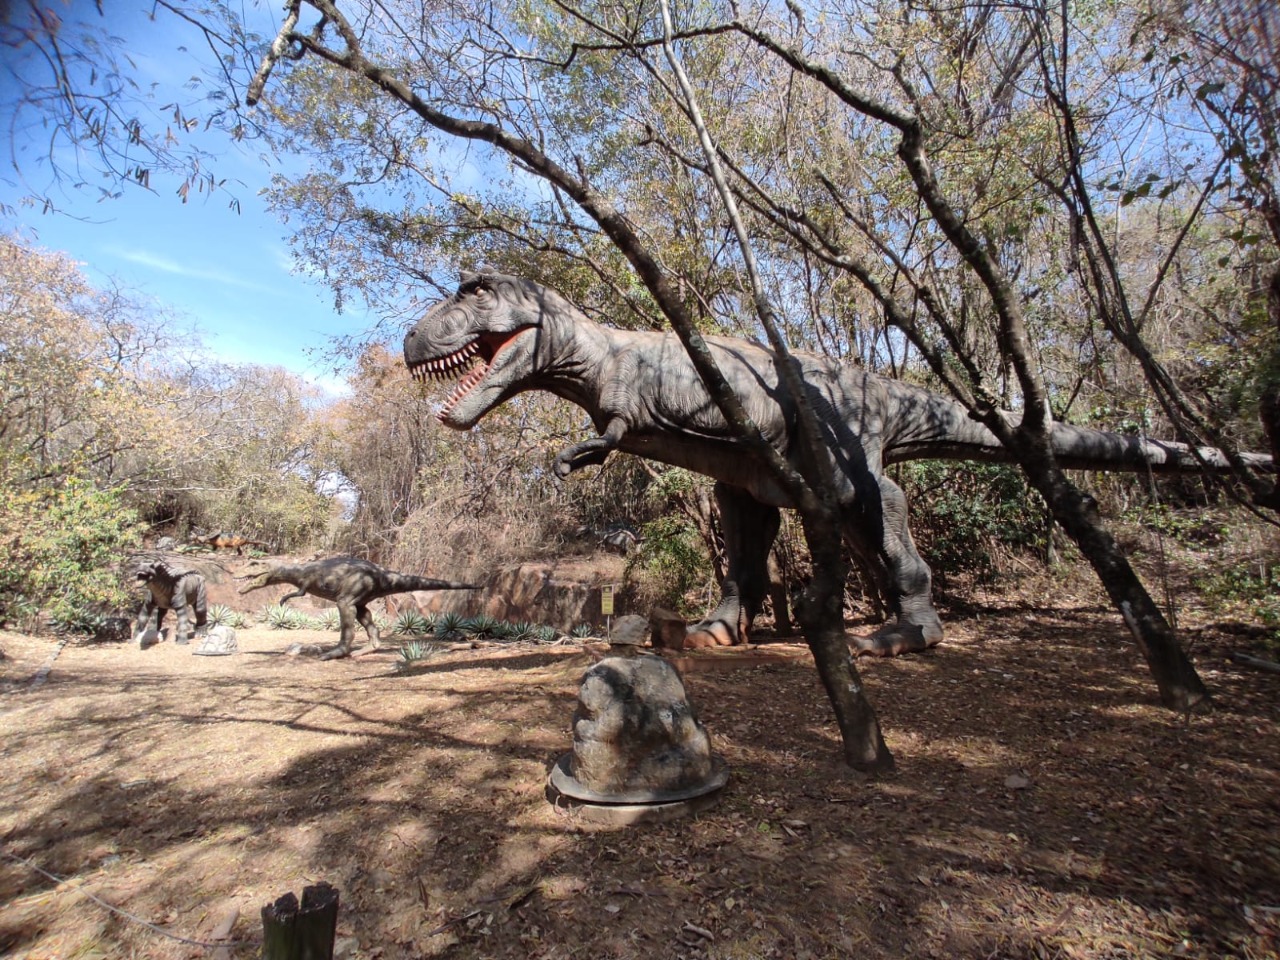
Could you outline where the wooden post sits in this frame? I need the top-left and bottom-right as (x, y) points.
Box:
(261, 883), (340, 960)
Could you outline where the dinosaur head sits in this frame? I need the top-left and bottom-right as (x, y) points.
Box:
(236, 559), (277, 594)
(137, 559), (184, 585)
(403, 271), (555, 429)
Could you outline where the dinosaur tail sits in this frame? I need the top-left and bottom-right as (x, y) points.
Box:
(883, 383), (1272, 473)
(385, 572), (479, 593)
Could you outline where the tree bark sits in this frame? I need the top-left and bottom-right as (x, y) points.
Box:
(1037, 468), (1209, 710)
(797, 515), (894, 770)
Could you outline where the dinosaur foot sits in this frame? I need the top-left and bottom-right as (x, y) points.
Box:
(350, 645), (381, 659)
(684, 619), (740, 649)
(851, 623), (941, 657)
(319, 645), (353, 661)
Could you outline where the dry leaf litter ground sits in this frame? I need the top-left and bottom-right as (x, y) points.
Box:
(1, 564), (1278, 960)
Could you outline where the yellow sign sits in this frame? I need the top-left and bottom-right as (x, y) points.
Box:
(600, 584), (615, 616)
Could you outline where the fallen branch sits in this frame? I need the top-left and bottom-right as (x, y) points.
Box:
(1229, 652), (1280, 674)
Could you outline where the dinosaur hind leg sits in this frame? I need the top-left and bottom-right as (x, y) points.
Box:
(351, 603), (381, 656)
(686, 483), (779, 648)
(320, 603), (359, 660)
(845, 475), (943, 657)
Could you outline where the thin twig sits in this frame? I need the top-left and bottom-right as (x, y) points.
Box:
(1, 850), (255, 949)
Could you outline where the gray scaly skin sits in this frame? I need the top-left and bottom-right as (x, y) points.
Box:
(134, 559), (208, 646)
(404, 271), (1273, 654)
(238, 556), (477, 660)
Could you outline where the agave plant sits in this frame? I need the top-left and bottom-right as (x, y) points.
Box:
(534, 624), (561, 644)
(457, 613), (494, 639)
(570, 623), (598, 639)
(506, 621), (536, 642)
(393, 610), (431, 637)
(207, 604), (248, 629)
(434, 611), (467, 642)
(262, 604), (309, 630)
(316, 608), (341, 631)
(398, 639), (440, 665)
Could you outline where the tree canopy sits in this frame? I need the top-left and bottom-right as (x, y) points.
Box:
(3, 0), (1277, 766)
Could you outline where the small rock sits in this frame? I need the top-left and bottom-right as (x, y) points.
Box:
(1004, 773), (1031, 790)
(193, 626), (238, 656)
(285, 643), (325, 657)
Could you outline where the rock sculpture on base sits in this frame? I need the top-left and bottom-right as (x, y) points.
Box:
(550, 615), (727, 821)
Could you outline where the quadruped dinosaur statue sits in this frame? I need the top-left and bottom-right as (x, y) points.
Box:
(134, 558), (208, 646)
(403, 271), (1274, 654)
(237, 556), (477, 660)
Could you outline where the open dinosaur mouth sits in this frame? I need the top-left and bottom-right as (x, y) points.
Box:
(407, 330), (526, 422)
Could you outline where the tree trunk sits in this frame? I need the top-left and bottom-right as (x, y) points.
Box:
(797, 515), (895, 771)
(1041, 473), (1209, 710)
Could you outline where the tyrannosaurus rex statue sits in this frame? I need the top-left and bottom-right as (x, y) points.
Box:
(238, 557), (477, 660)
(403, 271), (1273, 654)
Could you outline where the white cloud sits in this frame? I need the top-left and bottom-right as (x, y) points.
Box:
(107, 246), (277, 294)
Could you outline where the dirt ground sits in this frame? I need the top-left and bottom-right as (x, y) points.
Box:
(1, 576), (1278, 960)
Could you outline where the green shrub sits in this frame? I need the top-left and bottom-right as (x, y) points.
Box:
(208, 604), (247, 629)
(1196, 564), (1280, 646)
(506, 620), (536, 641)
(463, 613), (502, 639)
(434, 612), (467, 642)
(626, 514), (713, 613)
(1125, 504), (1228, 547)
(0, 477), (143, 631)
(897, 461), (1046, 582)
(398, 639), (441, 665)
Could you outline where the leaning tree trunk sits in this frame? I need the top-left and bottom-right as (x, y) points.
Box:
(1038, 468), (1209, 710)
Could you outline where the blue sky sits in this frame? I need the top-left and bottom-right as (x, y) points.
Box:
(0, 1), (365, 396)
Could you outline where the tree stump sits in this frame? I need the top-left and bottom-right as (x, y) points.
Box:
(261, 882), (340, 960)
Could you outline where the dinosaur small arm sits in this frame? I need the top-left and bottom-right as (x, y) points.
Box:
(237, 556), (477, 660)
(403, 270), (1274, 654)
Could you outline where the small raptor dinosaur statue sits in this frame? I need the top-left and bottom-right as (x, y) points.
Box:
(237, 556), (477, 660)
(197, 531), (268, 555)
(404, 270), (1273, 654)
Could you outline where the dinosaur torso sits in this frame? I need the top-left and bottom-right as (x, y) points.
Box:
(404, 271), (1270, 494)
